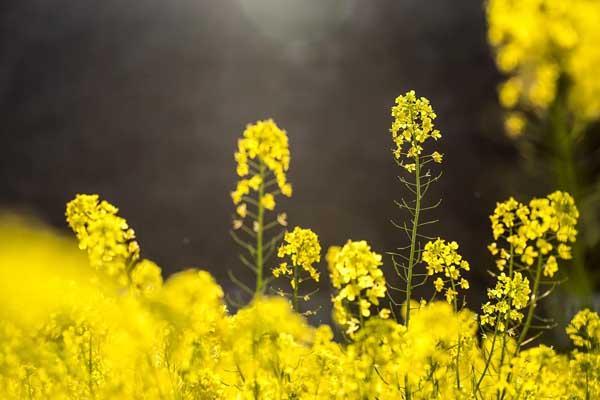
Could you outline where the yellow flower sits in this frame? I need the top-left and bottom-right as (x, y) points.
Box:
(272, 262), (291, 278)
(488, 0), (600, 121)
(276, 226), (321, 283)
(236, 203), (247, 218)
(544, 255), (558, 277)
(422, 238), (469, 302)
(566, 309), (600, 350)
(131, 259), (163, 297)
(260, 194), (276, 210)
(481, 272), (531, 332)
(434, 277), (444, 292)
(277, 212), (288, 226)
(232, 119), (291, 200)
(431, 151), (443, 163)
(329, 240), (385, 336)
(504, 112), (526, 138)
(557, 243), (572, 260)
(390, 90), (442, 169)
(66, 194), (140, 284)
(281, 183), (293, 197)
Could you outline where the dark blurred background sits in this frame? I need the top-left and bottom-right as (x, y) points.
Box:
(0, 0), (547, 320)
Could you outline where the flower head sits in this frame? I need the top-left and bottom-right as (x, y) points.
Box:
(480, 272), (531, 333)
(231, 119), (291, 209)
(422, 238), (470, 304)
(328, 240), (389, 336)
(488, 191), (578, 277)
(275, 226), (321, 283)
(390, 90), (442, 172)
(566, 309), (600, 350)
(66, 194), (140, 284)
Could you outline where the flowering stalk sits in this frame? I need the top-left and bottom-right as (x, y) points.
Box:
(517, 253), (544, 347)
(256, 160), (265, 293)
(273, 226), (321, 313)
(230, 119), (292, 298)
(387, 90), (443, 329)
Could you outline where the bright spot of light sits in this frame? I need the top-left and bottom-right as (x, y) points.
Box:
(237, 0), (355, 45)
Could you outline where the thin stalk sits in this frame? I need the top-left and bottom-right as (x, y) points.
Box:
(450, 279), (461, 391)
(292, 264), (299, 312)
(497, 241), (515, 399)
(255, 160), (265, 294)
(403, 154), (421, 400)
(517, 255), (544, 348)
(475, 315), (500, 396)
(404, 154), (421, 328)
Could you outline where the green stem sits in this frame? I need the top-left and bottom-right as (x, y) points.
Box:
(450, 279), (461, 391)
(255, 160), (265, 295)
(475, 317), (500, 396)
(404, 154), (421, 328)
(497, 241), (515, 400)
(517, 255), (544, 348)
(403, 154), (421, 400)
(292, 264), (299, 312)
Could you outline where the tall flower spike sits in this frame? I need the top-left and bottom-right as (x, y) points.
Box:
(273, 226), (321, 313)
(230, 119), (292, 297)
(388, 90), (444, 331)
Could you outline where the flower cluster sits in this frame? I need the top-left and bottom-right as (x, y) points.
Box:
(488, 191), (579, 277)
(566, 309), (600, 351)
(328, 240), (389, 336)
(274, 226), (321, 284)
(130, 259), (163, 297)
(422, 238), (470, 304)
(66, 194), (140, 284)
(390, 90), (442, 172)
(230, 119), (293, 295)
(1, 187), (598, 400)
(231, 119), (292, 208)
(487, 0), (600, 135)
(480, 272), (531, 333)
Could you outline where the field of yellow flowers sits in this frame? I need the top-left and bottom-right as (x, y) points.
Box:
(2, 0), (600, 399)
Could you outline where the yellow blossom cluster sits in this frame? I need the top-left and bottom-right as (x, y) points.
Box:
(487, 0), (600, 135)
(422, 238), (470, 304)
(274, 226), (321, 284)
(480, 272), (531, 333)
(566, 309), (600, 351)
(66, 194), (140, 285)
(231, 119), (292, 208)
(488, 191), (579, 277)
(390, 90), (443, 172)
(327, 240), (389, 336)
(1, 203), (599, 399)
